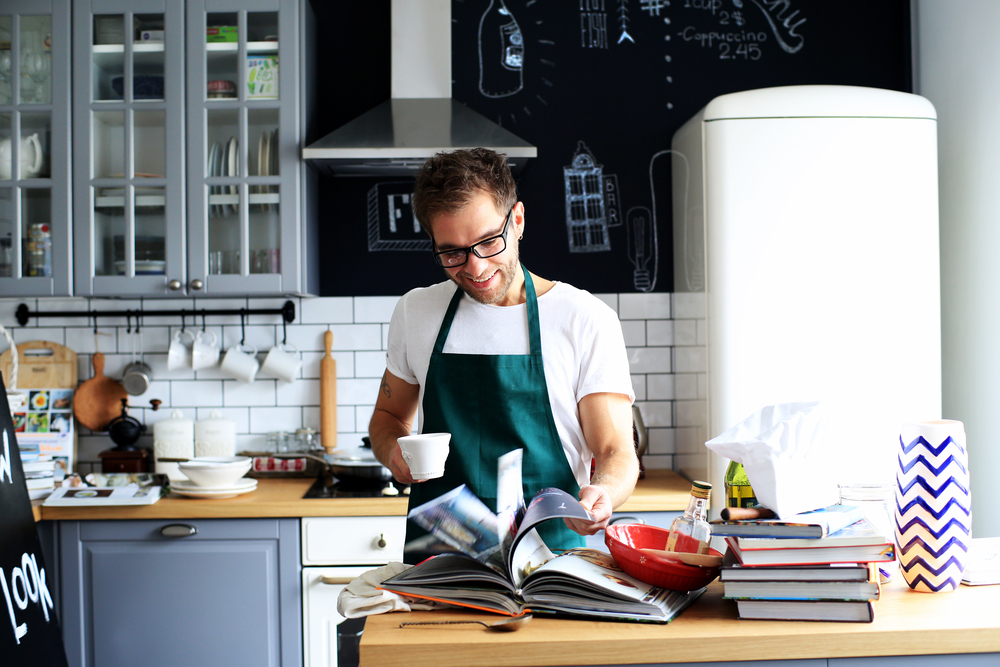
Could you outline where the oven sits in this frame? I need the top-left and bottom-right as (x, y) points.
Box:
(301, 480), (407, 667)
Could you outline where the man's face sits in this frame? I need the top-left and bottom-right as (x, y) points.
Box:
(429, 192), (524, 306)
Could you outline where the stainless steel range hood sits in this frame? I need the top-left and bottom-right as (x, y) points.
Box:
(302, 0), (536, 177)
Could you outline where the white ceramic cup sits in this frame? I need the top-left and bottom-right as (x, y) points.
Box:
(166, 330), (195, 370)
(398, 433), (451, 480)
(0, 133), (43, 180)
(220, 342), (259, 382)
(191, 330), (221, 370)
(260, 342), (301, 383)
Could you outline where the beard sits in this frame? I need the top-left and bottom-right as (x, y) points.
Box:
(447, 248), (521, 305)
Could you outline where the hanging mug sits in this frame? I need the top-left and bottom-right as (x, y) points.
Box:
(260, 342), (301, 383)
(191, 330), (221, 370)
(220, 342), (259, 383)
(167, 329), (195, 371)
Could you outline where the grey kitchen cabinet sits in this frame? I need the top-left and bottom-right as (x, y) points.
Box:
(72, 0), (317, 297)
(57, 518), (302, 667)
(0, 0), (73, 296)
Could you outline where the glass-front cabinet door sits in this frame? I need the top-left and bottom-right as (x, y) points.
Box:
(72, 0), (184, 296)
(0, 1), (71, 296)
(186, 0), (301, 295)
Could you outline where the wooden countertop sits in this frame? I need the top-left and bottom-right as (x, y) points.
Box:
(359, 579), (1000, 667)
(37, 469), (689, 521)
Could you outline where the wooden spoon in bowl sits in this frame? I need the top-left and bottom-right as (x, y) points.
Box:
(640, 549), (724, 568)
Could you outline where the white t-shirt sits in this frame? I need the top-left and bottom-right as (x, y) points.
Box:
(386, 279), (635, 487)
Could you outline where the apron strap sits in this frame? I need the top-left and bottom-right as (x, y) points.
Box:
(432, 264), (542, 356)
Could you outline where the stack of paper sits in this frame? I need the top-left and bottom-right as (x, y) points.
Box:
(19, 443), (56, 500)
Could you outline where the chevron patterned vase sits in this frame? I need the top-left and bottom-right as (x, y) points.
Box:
(895, 420), (972, 592)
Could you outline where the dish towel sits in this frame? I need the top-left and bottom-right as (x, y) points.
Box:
(336, 562), (447, 618)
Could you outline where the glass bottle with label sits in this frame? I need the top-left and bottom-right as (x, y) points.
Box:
(666, 480), (713, 554)
(724, 460), (757, 508)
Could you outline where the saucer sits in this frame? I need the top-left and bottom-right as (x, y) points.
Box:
(171, 477), (257, 499)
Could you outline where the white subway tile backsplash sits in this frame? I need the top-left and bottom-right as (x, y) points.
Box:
(674, 399), (707, 428)
(355, 350), (387, 379)
(646, 374), (675, 401)
(673, 346), (706, 373)
(354, 296), (400, 323)
(646, 320), (673, 346)
(620, 293), (671, 320)
(299, 296), (353, 325)
(672, 319), (697, 346)
(671, 292), (705, 319)
(627, 347), (672, 374)
(222, 379), (275, 407)
(337, 377), (382, 406)
(171, 380), (224, 407)
(620, 320), (646, 347)
(250, 406), (303, 434)
(3, 292), (696, 474)
(636, 401), (672, 428)
(276, 379), (320, 407)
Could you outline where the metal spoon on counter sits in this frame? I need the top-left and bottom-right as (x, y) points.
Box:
(399, 614), (532, 632)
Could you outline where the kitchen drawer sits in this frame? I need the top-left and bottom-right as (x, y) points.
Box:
(302, 516), (406, 566)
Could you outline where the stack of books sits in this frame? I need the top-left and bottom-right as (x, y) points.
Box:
(714, 504), (895, 623)
(19, 443), (57, 500)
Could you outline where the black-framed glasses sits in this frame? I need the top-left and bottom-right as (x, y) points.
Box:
(432, 205), (515, 268)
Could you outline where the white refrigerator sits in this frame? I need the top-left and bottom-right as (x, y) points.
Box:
(671, 85), (942, 516)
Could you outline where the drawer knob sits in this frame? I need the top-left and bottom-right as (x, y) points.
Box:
(160, 524), (197, 538)
(377, 533), (388, 549)
(190, 278), (204, 291)
(167, 279), (182, 291)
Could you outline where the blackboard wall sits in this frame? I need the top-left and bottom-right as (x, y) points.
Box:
(313, 0), (912, 296)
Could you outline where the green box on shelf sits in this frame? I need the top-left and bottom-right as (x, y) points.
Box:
(206, 26), (238, 42)
(247, 55), (279, 99)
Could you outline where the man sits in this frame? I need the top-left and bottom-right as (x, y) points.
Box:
(369, 148), (638, 561)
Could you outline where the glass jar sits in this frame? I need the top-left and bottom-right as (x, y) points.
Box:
(838, 482), (898, 582)
(295, 427), (319, 452)
(265, 430), (289, 454)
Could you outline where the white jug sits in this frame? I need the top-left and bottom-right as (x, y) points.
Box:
(0, 133), (44, 180)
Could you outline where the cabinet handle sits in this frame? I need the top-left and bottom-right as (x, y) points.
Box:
(167, 279), (182, 291)
(377, 533), (388, 549)
(319, 575), (355, 585)
(190, 279), (204, 291)
(160, 524), (198, 538)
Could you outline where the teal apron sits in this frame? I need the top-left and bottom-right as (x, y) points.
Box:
(405, 266), (584, 563)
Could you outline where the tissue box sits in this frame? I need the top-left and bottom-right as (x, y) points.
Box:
(246, 55), (278, 98)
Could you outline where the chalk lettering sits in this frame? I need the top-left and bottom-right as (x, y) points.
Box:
(679, 26), (767, 49)
(748, 0), (805, 54)
(1, 552), (55, 645)
(1, 430), (11, 484)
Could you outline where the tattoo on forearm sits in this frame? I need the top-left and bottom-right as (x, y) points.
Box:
(380, 373), (391, 398)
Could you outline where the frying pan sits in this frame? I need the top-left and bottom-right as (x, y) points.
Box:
(273, 437), (393, 482)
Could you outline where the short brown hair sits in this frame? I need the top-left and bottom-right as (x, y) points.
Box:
(412, 148), (518, 236)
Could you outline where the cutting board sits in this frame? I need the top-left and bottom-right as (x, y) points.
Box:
(0, 340), (78, 390)
(74, 352), (128, 431)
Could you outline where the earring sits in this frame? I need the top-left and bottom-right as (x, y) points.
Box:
(518, 234), (523, 240)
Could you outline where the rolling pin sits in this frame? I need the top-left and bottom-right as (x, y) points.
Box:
(320, 330), (337, 453)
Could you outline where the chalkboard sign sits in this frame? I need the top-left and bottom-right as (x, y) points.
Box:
(315, 0), (911, 296)
(0, 379), (69, 667)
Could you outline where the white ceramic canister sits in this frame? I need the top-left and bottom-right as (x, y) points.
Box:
(194, 409), (237, 458)
(154, 410), (195, 481)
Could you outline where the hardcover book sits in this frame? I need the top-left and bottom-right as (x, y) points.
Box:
(380, 449), (705, 623)
(723, 562), (880, 602)
(719, 548), (871, 582)
(725, 530), (895, 567)
(709, 504), (866, 539)
(736, 598), (874, 623)
(730, 515), (888, 550)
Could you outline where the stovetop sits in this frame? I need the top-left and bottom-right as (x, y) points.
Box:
(303, 474), (410, 499)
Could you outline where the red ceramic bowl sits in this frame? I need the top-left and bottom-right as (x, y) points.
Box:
(605, 523), (722, 592)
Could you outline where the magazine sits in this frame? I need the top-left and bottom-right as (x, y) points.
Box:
(44, 485), (163, 506)
(709, 504), (866, 539)
(380, 449), (705, 623)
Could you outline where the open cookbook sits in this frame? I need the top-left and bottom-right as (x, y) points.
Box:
(379, 449), (705, 623)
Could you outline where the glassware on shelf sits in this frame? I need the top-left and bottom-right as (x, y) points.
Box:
(20, 28), (51, 104)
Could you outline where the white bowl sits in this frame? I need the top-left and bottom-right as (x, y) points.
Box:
(177, 456), (252, 487)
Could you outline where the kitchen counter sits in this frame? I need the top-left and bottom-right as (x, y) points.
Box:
(36, 468), (690, 521)
(358, 579), (1000, 667)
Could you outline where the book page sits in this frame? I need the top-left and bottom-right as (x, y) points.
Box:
(407, 484), (505, 571)
(508, 487), (594, 586)
(496, 449), (526, 567)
